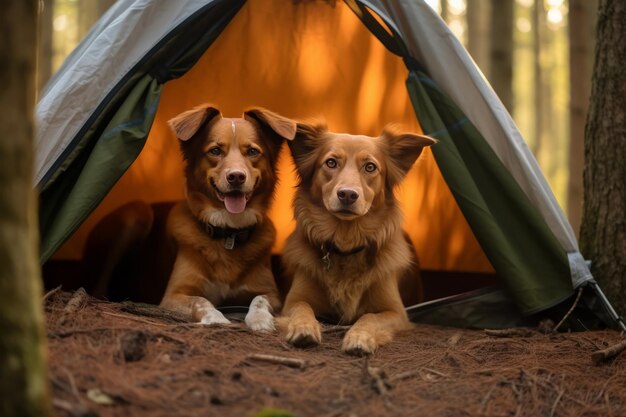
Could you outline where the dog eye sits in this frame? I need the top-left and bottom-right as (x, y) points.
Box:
(325, 158), (337, 169)
(208, 147), (222, 156)
(247, 148), (261, 157)
(364, 162), (377, 173)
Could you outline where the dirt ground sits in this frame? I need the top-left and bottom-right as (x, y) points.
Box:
(45, 289), (626, 417)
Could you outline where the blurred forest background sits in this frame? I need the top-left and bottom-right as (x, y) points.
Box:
(36, 0), (598, 236)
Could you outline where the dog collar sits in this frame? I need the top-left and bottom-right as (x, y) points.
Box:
(319, 241), (367, 271)
(201, 221), (256, 250)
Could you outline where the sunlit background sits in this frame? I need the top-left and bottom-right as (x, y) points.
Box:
(38, 0), (595, 235)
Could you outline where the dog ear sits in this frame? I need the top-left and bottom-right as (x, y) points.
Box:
(168, 104), (221, 141)
(382, 124), (437, 186)
(244, 107), (298, 164)
(243, 107), (297, 141)
(288, 120), (328, 183)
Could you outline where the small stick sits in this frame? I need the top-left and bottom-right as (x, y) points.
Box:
(549, 390), (564, 417)
(59, 288), (88, 325)
(591, 339), (626, 364)
(322, 325), (351, 334)
(367, 365), (389, 395)
(553, 287), (584, 332)
(42, 285), (62, 304)
(422, 367), (449, 378)
(484, 328), (535, 338)
(480, 383), (498, 415)
(245, 353), (308, 369)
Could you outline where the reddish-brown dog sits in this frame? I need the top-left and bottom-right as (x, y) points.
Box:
(160, 104), (296, 331)
(279, 122), (436, 354)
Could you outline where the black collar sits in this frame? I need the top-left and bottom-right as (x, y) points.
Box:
(199, 220), (256, 250)
(319, 241), (367, 271)
(321, 241), (367, 256)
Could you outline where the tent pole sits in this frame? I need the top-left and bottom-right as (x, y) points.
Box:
(588, 282), (626, 331)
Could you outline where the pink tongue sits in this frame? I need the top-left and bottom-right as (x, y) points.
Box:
(223, 194), (247, 214)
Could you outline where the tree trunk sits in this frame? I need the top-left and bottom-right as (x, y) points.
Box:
(580, 0), (626, 315)
(568, 0), (597, 237)
(489, 0), (514, 112)
(440, 0), (449, 23)
(466, 0), (490, 78)
(37, 0), (54, 96)
(0, 2), (52, 416)
(531, 0), (542, 156)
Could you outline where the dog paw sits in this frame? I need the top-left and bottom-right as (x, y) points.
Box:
(245, 308), (275, 332)
(284, 320), (322, 348)
(199, 309), (231, 326)
(342, 330), (377, 356)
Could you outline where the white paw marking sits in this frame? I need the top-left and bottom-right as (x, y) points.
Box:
(245, 295), (275, 332)
(199, 309), (231, 325)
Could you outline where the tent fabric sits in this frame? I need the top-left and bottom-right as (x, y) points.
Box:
(38, 0), (245, 260)
(45, 0), (494, 277)
(35, 0), (603, 325)
(36, 0), (233, 187)
(360, 0), (593, 286)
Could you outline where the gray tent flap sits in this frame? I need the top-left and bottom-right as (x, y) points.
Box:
(40, 76), (161, 261)
(39, 0), (245, 262)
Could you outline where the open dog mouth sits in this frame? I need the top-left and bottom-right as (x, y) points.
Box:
(211, 180), (252, 214)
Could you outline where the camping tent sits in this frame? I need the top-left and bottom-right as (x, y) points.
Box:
(36, 0), (623, 330)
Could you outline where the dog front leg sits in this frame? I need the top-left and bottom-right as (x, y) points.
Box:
(280, 301), (322, 347)
(245, 295), (275, 332)
(278, 274), (328, 347)
(342, 310), (411, 355)
(161, 293), (230, 325)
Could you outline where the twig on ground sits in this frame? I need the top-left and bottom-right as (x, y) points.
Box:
(52, 398), (96, 417)
(591, 339), (626, 364)
(245, 353), (308, 369)
(479, 383), (498, 415)
(389, 367), (447, 383)
(322, 325), (351, 334)
(59, 288), (88, 325)
(42, 285), (62, 304)
(553, 287), (584, 332)
(362, 357), (390, 396)
(549, 389), (564, 417)
(484, 328), (535, 338)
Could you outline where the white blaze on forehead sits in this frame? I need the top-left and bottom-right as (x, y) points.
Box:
(231, 119), (236, 138)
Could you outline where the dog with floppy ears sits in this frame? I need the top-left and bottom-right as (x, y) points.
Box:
(160, 104), (296, 332)
(279, 121), (436, 355)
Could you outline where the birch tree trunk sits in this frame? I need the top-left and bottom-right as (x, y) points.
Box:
(568, 0), (597, 237)
(580, 0), (626, 315)
(0, 1), (52, 416)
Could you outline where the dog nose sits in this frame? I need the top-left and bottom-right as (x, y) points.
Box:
(227, 170), (246, 186)
(337, 188), (359, 205)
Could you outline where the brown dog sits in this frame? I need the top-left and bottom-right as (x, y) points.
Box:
(279, 122), (436, 354)
(160, 104), (296, 331)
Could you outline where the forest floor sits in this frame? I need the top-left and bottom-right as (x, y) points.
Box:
(45, 289), (626, 417)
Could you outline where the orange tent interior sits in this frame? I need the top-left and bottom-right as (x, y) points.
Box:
(44, 0), (496, 303)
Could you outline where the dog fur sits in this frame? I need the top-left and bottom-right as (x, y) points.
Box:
(160, 104), (296, 331)
(279, 122), (436, 354)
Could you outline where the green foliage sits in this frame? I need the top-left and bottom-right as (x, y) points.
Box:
(251, 407), (298, 417)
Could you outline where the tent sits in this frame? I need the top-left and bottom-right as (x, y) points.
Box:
(36, 0), (623, 330)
